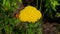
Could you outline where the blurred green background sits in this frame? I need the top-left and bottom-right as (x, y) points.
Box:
(0, 0), (60, 34)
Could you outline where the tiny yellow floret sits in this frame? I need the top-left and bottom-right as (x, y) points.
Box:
(19, 6), (42, 23)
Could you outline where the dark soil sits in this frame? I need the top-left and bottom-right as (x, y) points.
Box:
(41, 19), (58, 34)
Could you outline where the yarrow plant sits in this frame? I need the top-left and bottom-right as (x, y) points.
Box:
(19, 5), (42, 23)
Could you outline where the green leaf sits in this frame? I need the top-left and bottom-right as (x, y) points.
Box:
(50, 0), (59, 11)
(34, 22), (39, 27)
(4, 25), (10, 34)
(27, 29), (34, 34)
(37, 28), (42, 34)
(5, 1), (10, 9)
(19, 0), (22, 3)
(3, 0), (6, 6)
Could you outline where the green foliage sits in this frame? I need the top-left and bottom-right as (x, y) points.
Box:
(0, 0), (60, 34)
(0, 0), (43, 34)
(44, 0), (60, 18)
(19, 0), (22, 3)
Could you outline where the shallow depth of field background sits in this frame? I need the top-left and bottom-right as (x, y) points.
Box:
(0, 0), (60, 34)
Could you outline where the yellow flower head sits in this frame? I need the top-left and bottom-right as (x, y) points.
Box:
(19, 6), (42, 23)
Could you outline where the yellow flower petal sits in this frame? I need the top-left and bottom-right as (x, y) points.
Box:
(19, 6), (42, 23)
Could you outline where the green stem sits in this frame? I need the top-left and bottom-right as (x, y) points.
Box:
(36, 0), (38, 9)
(39, 0), (42, 11)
